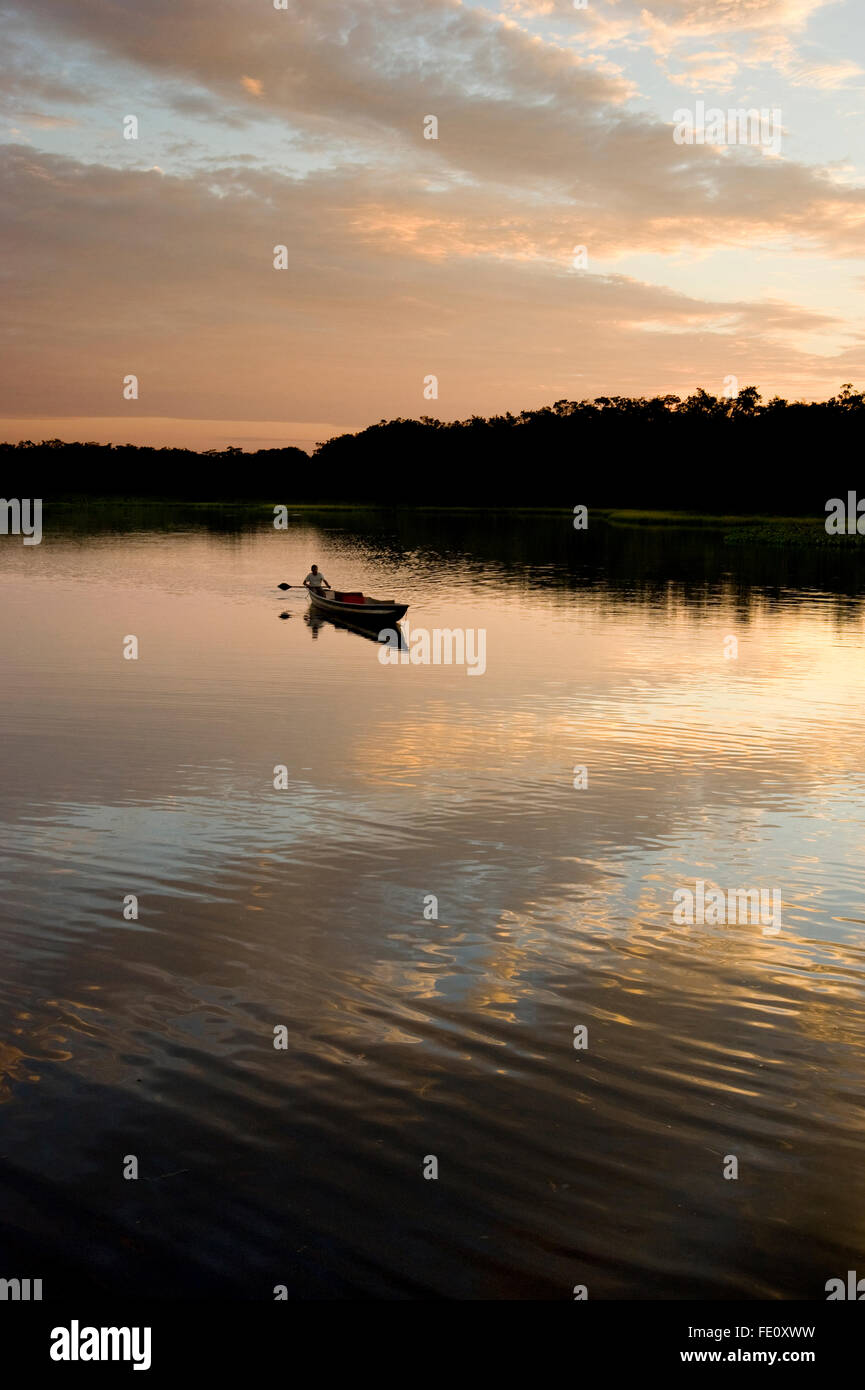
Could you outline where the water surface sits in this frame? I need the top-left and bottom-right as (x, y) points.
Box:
(1, 510), (864, 1298)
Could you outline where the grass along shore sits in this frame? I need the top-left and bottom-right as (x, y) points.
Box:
(35, 498), (848, 538)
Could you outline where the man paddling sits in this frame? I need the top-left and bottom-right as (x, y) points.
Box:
(303, 565), (331, 594)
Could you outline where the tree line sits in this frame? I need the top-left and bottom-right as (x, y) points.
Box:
(2, 385), (862, 512)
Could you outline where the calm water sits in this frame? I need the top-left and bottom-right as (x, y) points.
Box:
(1, 509), (864, 1299)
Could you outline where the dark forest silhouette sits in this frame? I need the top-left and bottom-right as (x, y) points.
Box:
(2, 385), (862, 512)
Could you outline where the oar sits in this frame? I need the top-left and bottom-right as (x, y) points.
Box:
(278, 582), (333, 592)
(277, 582), (309, 620)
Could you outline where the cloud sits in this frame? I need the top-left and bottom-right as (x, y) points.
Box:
(0, 144), (859, 436)
(501, 0), (836, 40)
(0, 0), (862, 434)
(10, 0), (861, 254)
(501, 0), (858, 91)
(635, 0), (834, 46)
(11, 110), (80, 129)
(768, 44), (863, 88)
(665, 50), (741, 90)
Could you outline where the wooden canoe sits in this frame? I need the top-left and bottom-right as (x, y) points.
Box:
(308, 589), (408, 624)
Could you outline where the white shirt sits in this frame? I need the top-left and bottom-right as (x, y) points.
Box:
(304, 571), (328, 590)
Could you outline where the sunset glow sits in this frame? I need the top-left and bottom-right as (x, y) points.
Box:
(2, 0), (864, 449)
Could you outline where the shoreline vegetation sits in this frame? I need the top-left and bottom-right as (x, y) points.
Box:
(26, 500), (835, 524)
(12, 500), (860, 546)
(3, 384), (863, 524)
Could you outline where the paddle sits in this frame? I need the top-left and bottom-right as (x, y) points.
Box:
(278, 583), (332, 591)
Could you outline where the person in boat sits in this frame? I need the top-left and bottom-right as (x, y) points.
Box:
(303, 565), (331, 594)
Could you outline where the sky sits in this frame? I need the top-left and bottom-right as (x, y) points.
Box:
(1, 0), (864, 450)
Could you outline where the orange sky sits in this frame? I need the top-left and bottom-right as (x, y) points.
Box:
(1, 0), (864, 451)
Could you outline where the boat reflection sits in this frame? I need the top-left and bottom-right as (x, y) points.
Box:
(301, 608), (408, 648)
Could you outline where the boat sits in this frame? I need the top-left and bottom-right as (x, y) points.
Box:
(307, 588), (408, 625)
